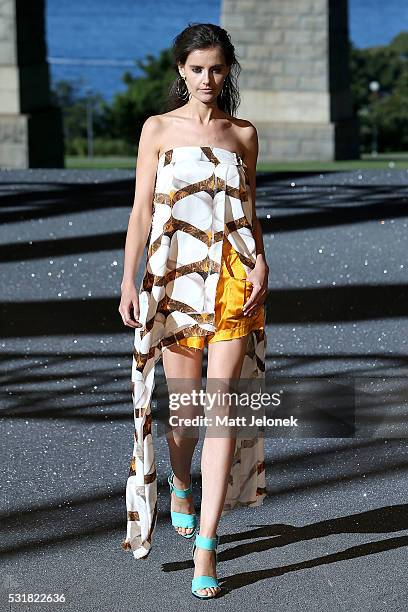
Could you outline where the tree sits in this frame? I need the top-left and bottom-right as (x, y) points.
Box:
(103, 48), (176, 146)
(349, 31), (408, 152)
(51, 80), (108, 142)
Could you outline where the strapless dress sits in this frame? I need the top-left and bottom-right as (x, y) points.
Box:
(121, 145), (268, 559)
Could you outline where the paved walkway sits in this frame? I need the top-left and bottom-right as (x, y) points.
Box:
(1, 167), (407, 611)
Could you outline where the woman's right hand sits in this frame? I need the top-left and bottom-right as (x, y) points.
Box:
(118, 283), (143, 328)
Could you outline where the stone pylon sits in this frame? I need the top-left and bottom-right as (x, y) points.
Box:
(221, 0), (359, 161)
(0, 0), (64, 168)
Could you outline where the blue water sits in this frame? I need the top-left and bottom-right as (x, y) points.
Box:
(45, 0), (408, 102)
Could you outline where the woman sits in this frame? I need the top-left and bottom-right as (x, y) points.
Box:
(118, 23), (269, 599)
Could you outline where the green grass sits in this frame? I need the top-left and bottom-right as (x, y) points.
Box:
(66, 152), (408, 171)
(66, 156), (137, 169)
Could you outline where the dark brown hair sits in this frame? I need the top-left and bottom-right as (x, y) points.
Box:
(163, 23), (241, 116)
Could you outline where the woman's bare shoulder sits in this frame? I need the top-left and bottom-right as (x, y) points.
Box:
(142, 112), (181, 135)
(148, 111), (181, 126)
(230, 116), (257, 135)
(145, 112), (180, 138)
(140, 114), (179, 158)
(139, 115), (163, 144)
(228, 118), (258, 160)
(228, 115), (253, 126)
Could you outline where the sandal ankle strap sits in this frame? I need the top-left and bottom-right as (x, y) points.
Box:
(194, 533), (219, 550)
(168, 471), (192, 498)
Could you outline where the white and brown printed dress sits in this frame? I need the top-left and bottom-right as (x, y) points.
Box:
(121, 145), (268, 559)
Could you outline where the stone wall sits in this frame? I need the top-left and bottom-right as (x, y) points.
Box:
(221, 0), (359, 161)
(0, 0), (64, 168)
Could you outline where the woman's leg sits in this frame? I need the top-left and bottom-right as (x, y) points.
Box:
(193, 335), (249, 597)
(162, 343), (203, 535)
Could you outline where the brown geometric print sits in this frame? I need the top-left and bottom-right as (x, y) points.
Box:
(121, 146), (268, 559)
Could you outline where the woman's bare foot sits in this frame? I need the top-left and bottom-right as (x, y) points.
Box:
(193, 545), (221, 597)
(171, 475), (195, 536)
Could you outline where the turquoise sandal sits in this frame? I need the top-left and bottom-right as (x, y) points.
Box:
(168, 470), (197, 539)
(191, 533), (222, 599)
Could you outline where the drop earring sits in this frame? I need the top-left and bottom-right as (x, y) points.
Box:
(176, 75), (190, 101)
(219, 78), (227, 100)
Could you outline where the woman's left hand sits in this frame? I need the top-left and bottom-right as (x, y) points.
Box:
(243, 258), (269, 317)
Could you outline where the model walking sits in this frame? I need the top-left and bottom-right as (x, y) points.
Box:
(118, 23), (269, 599)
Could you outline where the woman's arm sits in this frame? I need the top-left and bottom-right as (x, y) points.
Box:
(241, 124), (268, 266)
(119, 115), (161, 328)
(241, 123), (269, 316)
(120, 115), (161, 290)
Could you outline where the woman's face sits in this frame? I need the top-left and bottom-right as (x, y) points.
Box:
(179, 46), (230, 102)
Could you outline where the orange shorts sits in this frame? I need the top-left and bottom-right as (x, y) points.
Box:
(174, 238), (264, 350)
